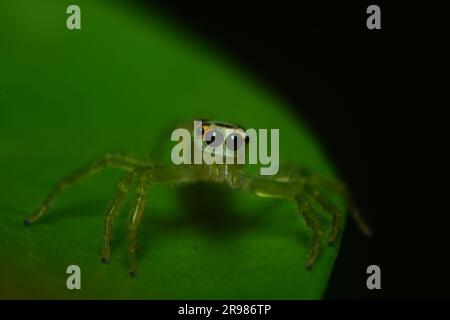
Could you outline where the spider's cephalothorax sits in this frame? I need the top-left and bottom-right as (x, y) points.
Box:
(24, 120), (371, 276)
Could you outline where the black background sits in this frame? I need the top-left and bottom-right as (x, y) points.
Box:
(134, 0), (448, 298)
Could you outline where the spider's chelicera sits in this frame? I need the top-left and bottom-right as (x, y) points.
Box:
(24, 120), (371, 276)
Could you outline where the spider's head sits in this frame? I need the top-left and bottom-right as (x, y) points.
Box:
(194, 120), (249, 162)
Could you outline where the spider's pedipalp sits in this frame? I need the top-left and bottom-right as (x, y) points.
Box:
(127, 169), (151, 276)
(102, 171), (134, 263)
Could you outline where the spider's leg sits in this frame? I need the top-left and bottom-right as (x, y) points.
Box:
(244, 178), (324, 269)
(121, 164), (202, 275)
(24, 153), (141, 225)
(102, 171), (134, 263)
(310, 174), (372, 237)
(304, 184), (341, 246)
(127, 169), (151, 276)
(295, 193), (324, 269)
(345, 195), (372, 237)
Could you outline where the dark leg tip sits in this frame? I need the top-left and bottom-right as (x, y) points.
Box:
(24, 219), (30, 226)
(306, 263), (313, 270)
(129, 271), (136, 277)
(101, 257), (109, 264)
(328, 239), (335, 246)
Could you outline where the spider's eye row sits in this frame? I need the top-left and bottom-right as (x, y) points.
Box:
(200, 125), (247, 153)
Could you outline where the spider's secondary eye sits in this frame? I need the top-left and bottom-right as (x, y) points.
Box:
(203, 129), (223, 148)
(226, 133), (244, 151)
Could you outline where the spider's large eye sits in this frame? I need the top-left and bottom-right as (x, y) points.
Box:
(225, 132), (244, 151)
(203, 129), (223, 148)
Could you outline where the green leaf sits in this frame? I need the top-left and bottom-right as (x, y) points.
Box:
(0, 0), (346, 299)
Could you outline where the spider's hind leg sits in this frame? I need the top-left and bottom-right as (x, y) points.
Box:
(102, 171), (134, 263)
(24, 153), (140, 225)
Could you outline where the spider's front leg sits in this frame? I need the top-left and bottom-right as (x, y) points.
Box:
(245, 177), (330, 269)
(303, 184), (341, 246)
(102, 171), (134, 263)
(295, 192), (324, 269)
(127, 169), (151, 276)
(309, 174), (371, 237)
(122, 164), (202, 276)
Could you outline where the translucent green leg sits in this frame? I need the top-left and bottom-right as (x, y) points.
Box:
(310, 174), (372, 237)
(304, 185), (341, 246)
(295, 193), (324, 269)
(102, 171), (134, 263)
(127, 170), (151, 276)
(245, 178), (295, 201)
(245, 178), (324, 269)
(24, 153), (139, 225)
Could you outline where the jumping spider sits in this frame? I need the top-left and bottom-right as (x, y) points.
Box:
(24, 120), (370, 276)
